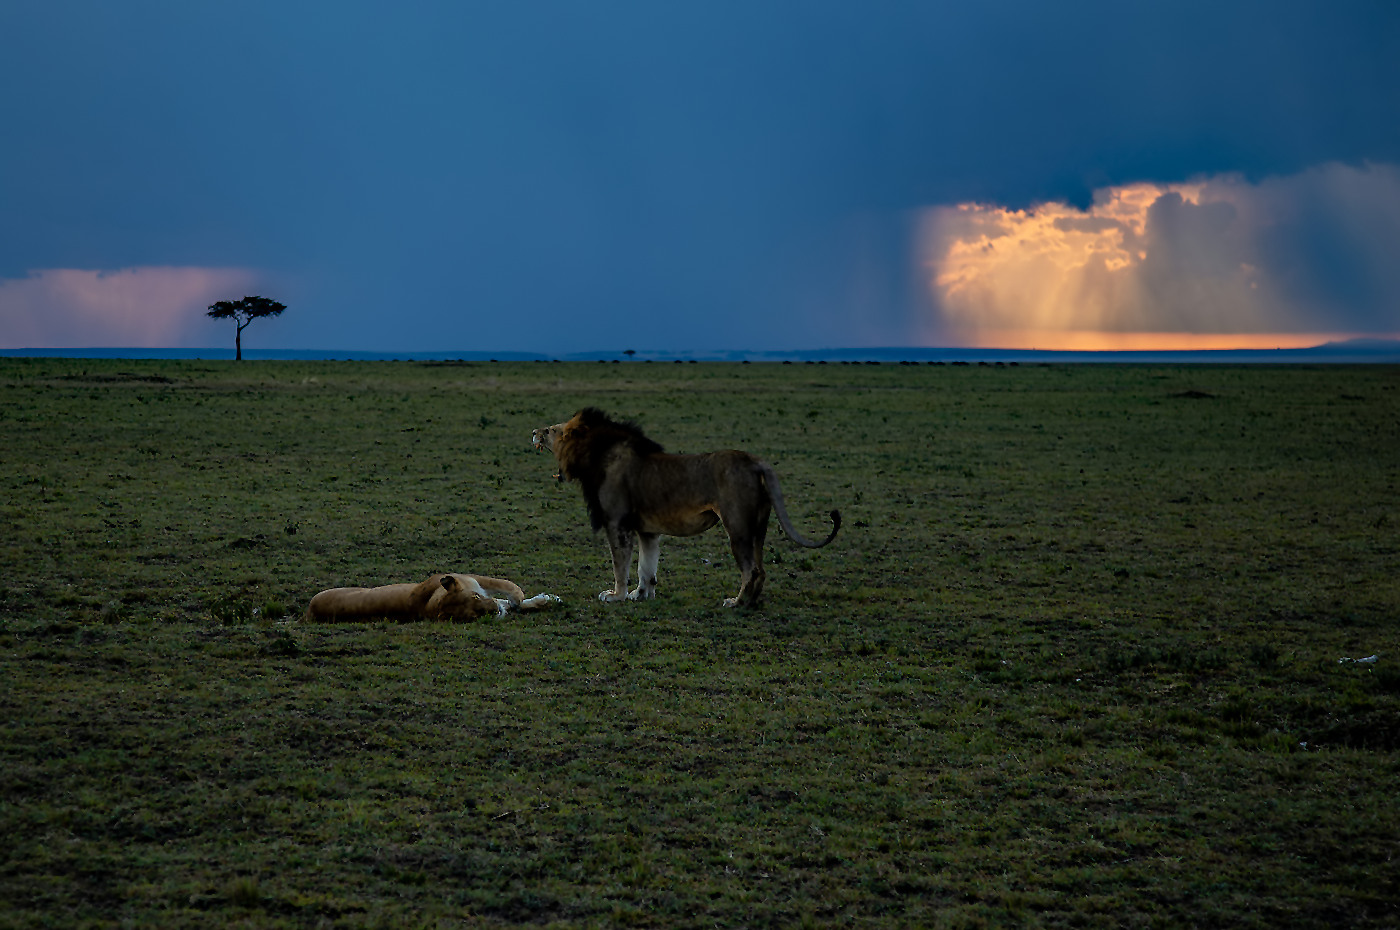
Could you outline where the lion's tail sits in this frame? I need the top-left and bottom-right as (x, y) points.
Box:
(758, 462), (841, 549)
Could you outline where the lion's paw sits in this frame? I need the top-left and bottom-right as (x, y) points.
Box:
(599, 590), (627, 603)
(722, 596), (741, 608)
(627, 587), (656, 601)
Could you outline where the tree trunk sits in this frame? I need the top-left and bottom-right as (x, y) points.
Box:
(235, 323), (244, 361)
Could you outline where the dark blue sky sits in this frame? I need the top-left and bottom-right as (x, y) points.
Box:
(3, 1), (1398, 351)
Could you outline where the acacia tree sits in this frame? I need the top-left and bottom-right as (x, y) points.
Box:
(206, 296), (286, 361)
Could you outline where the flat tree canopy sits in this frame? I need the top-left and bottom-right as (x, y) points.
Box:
(206, 295), (286, 360)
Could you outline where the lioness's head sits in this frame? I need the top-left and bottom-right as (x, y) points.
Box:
(429, 573), (503, 621)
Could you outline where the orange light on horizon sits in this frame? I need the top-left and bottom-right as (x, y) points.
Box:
(957, 330), (1390, 352)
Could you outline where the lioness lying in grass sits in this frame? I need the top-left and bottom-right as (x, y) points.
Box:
(305, 572), (560, 622)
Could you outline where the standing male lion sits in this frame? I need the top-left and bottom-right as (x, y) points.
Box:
(532, 407), (840, 607)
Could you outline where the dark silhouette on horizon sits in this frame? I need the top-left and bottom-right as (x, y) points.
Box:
(206, 296), (286, 361)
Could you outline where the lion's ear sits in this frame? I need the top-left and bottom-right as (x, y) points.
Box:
(440, 575), (461, 592)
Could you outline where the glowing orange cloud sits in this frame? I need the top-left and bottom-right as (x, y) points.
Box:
(963, 330), (1362, 352)
(0, 267), (264, 348)
(916, 164), (1400, 350)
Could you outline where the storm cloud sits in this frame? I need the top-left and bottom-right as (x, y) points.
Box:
(2, 2), (1398, 351)
(0, 267), (265, 349)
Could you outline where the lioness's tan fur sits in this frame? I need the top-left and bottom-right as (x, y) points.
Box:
(532, 407), (839, 607)
(305, 572), (559, 622)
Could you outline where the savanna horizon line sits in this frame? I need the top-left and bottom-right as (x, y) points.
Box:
(4, 334), (1400, 363)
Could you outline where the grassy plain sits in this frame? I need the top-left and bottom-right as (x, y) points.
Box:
(1, 357), (1398, 928)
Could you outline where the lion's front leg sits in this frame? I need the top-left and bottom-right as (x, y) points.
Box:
(629, 533), (660, 600)
(600, 526), (635, 602)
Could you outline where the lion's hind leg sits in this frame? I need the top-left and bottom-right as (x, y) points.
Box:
(468, 575), (526, 608)
(722, 552), (766, 608)
(722, 508), (770, 608)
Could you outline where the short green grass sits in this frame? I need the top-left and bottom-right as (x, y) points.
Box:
(2, 358), (1398, 927)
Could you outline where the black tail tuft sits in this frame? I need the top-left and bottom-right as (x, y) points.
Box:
(812, 509), (841, 547)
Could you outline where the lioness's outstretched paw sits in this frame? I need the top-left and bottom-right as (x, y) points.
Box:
(599, 590), (627, 603)
(520, 593), (562, 609)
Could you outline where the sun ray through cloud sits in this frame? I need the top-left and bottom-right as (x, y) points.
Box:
(917, 163), (1400, 350)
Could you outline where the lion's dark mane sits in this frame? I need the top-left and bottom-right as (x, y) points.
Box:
(557, 407), (665, 532)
